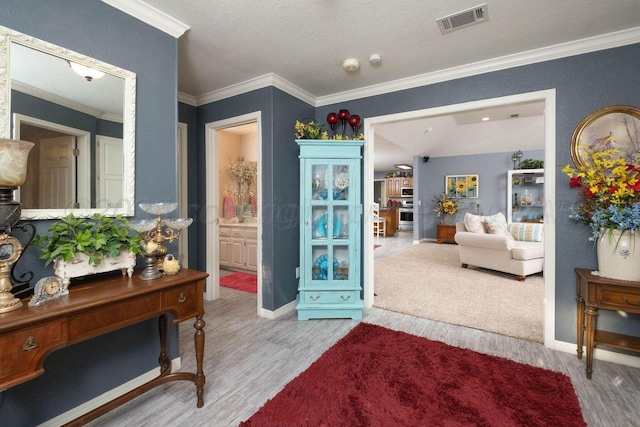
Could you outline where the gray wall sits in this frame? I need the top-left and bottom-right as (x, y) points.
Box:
(315, 43), (640, 345)
(190, 42), (640, 346)
(1, 0), (179, 424)
(190, 87), (313, 310)
(415, 149), (544, 240)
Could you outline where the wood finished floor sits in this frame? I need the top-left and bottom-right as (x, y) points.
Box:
(87, 289), (640, 426)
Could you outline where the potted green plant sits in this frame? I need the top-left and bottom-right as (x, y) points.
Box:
(33, 213), (143, 287)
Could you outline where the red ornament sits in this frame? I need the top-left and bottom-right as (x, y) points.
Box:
(337, 109), (350, 136)
(327, 112), (339, 134)
(348, 114), (361, 134)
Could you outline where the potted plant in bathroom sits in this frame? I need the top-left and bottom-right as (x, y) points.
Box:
(33, 213), (142, 288)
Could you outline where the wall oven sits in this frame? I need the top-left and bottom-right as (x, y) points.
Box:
(400, 187), (413, 197)
(398, 200), (413, 230)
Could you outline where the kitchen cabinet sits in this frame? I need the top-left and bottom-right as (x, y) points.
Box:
(219, 224), (258, 272)
(378, 208), (398, 236)
(507, 169), (544, 224)
(385, 176), (412, 197)
(296, 139), (364, 320)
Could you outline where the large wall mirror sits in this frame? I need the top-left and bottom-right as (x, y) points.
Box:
(0, 25), (136, 219)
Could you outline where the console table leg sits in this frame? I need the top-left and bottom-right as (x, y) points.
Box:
(585, 305), (597, 379)
(576, 295), (585, 359)
(194, 315), (206, 407)
(158, 314), (171, 374)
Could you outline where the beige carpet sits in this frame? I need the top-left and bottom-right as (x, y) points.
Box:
(373, 242), (544, 343)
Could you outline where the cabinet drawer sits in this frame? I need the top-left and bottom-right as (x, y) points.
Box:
(300, 291), (360, 304)
(219, 227), (232, 237)
(600, 287), (640, 309)
(163, 284), (199, 320)
(0, 319), (68, 388)
(243, 228), (257, 240)
(69, 294), (161, 341)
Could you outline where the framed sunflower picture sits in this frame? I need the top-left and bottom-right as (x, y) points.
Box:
(445, 174), (479, 198)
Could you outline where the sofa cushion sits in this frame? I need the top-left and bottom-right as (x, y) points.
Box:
(508, 222), (544, 242)
(512, 241), (544, 260)
(484, 213), (512, 238)
(463, 213), (486, 234)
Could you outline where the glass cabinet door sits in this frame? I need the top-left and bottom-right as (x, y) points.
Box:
(308, 162), (352, 282)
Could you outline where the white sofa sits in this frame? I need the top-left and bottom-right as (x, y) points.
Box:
(453, 214), (544, 281)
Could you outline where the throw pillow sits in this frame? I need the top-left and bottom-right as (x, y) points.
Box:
(484, 214), (512, 238)
(508, 222), (544, 242)
(483, 212), (508, 226)
(464, 213), (486, 233)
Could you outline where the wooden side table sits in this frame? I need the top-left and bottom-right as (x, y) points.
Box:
(437, 223), (457, 244)
(575, 268), (640, 379)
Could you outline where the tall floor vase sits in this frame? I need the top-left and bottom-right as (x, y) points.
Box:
(596, 229), (640, 282)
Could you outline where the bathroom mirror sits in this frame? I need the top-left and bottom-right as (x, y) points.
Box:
(0, 25), (136, 219)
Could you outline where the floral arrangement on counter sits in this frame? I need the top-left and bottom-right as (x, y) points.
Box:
(562, 147), (640, 241)
(229, 158), (258, 186)
(433, 193), (461, 219)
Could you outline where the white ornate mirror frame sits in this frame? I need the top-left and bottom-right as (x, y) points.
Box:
(0, 24), (136, 219)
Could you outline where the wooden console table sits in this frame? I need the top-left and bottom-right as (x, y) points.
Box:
(0, 268), (208, 425)
(575, 268), (640, 379)
(437, 223), (457, 244)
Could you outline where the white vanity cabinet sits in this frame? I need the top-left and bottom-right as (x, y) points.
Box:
(219, 224), (258, 272)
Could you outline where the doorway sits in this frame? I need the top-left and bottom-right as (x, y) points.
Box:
(363, 89), (556, 347)
(13, 113), (91, 209)
(204, 112), (263, 315)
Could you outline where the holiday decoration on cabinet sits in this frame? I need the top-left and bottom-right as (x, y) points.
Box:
(296, 139), (364, 320)
(507, 169), (544, 224)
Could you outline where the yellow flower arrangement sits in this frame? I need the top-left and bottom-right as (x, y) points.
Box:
(295, 120), (329, 140)
(433, 193), (461, 220)
(562, 147), (640, 240)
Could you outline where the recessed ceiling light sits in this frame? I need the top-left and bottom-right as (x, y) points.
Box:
(482, 117), (490, 121)
(395, 164), (412, 170)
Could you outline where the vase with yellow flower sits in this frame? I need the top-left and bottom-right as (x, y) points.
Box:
(433, 193), (461, 225)
(562, 148), (640, 281)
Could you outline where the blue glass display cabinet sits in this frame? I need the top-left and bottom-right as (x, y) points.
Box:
(296, 139), (364, 320)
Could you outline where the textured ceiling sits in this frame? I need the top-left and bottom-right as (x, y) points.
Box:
(107, 0), (640, 171)
(140, 0), (640, 99)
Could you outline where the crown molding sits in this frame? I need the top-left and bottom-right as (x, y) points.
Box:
(194, 73), (315, 107)
(11, 81), (123, 120)
(315, 26), (640, 106)
(101, 0), (190, 38)
(178, 92), (197, 106)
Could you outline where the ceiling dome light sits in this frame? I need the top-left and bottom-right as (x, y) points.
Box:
(369, 54), (382, 65)
(68, 61), (105, 81)
(342, 58), (359, 72)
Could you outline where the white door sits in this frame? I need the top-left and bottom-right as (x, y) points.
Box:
(96, 136), (124, 209)
(38, 136), (75, 209)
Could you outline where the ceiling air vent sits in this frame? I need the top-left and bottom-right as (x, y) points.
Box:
(437, 4), (489, 34)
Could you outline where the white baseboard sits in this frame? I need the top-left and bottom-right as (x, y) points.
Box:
(259, 300), (295, 319)
(39, 357), (182, 427)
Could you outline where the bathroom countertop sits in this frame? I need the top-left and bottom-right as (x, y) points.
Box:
(219, 220), (257, 227)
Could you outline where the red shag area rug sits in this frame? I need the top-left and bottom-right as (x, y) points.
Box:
(241, 323), (585, 427)
(219, 272), (257, 293)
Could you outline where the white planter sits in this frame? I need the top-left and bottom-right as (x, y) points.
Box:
(55, 250), (136, 289)
(596, 229), (640, 282)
